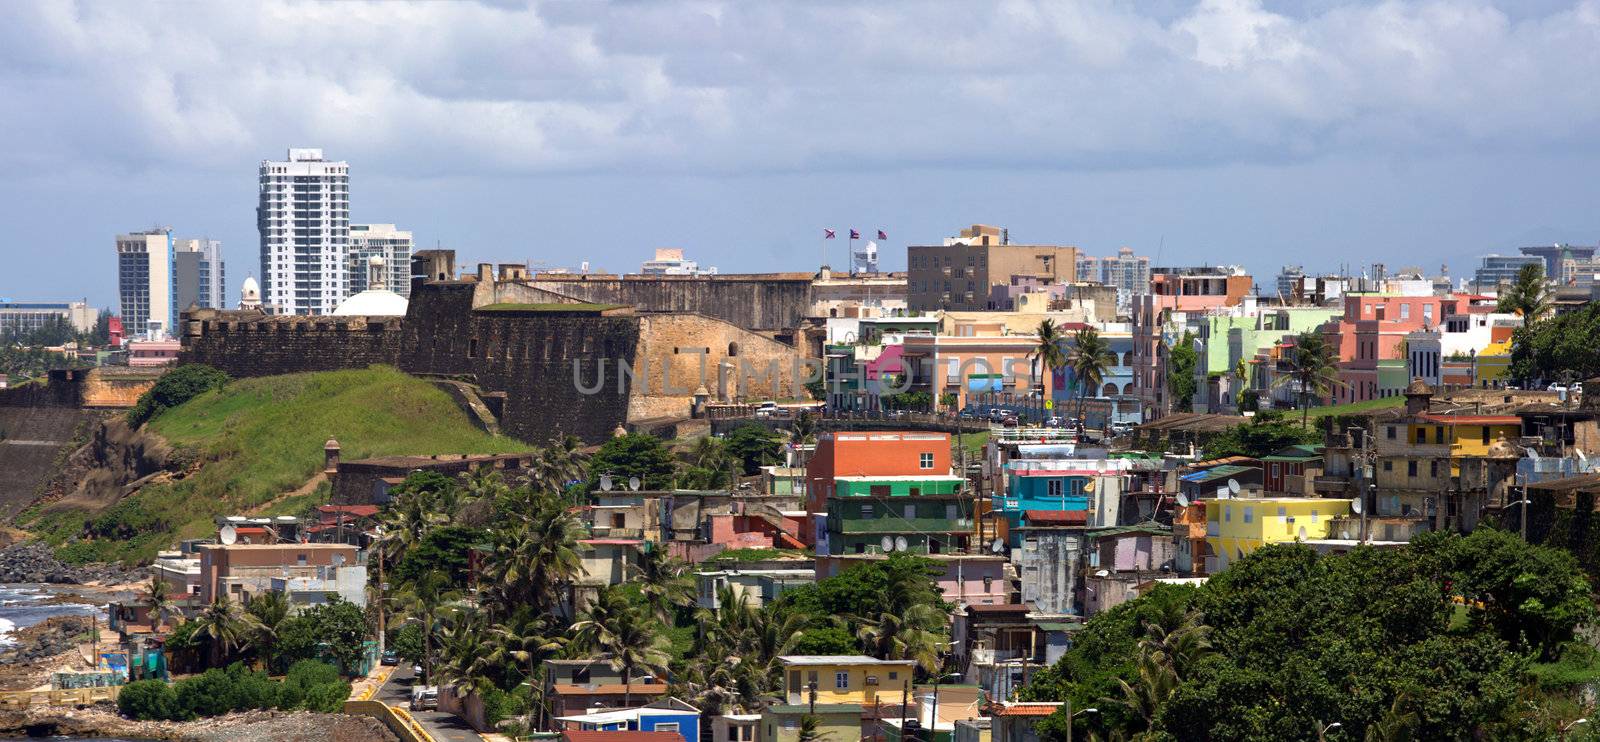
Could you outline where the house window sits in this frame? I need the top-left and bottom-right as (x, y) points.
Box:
(655, 723), (680, 733)
(1225, 506), (1231, 522)
(835, 672), (850, 690)
(1481, 427), (1490, 445)
(1408, 461), (1418, 477)
(1311, 510), (1319, 522)
(919, 453), (934, 469)
(1387, 426), (1397, 439)
(1047, 480), (1064, 497)
(1384, 461), (1392, 471)
(1271, 463), (1281, 478)
(1243, 507), (1254, 524)
(870, 485), (890, 497)
(861, 504), (875, 518)
(1435, 427), (1444, 444)
(1277, 506), (1287, 517)
(889, 671), (899, 680)
(1400, 304), (1410, 319)
(1430, 461), (1438, 477)
(1415, 428), (1425, 444)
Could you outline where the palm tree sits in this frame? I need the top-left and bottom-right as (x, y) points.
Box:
(491, 616), (566, 730)
(524, 434), (590, 498)
(190, 595), (263, 668)
(632, 549), (695, 623)
(792, 412), (818, 445)
(143, 577), (178, 632)
(853, 604), (947, 673)
(1496, 263), (1551, 321)
(1272, 331), (1344, 428)
(1136, 609), (1213, 680)
(393, 569), (456, 683)
(1031, 319), (1067, 403)
(796, 714), (833, 742)
(482, 495), (584, 617)
(377, 489), (446, 568)
(245, 591), (291, 671)
(1068, 327), (1116, 426)
(688, 435), (737, 490)
(574, 593), (671, 707)
(434, 608), (500, 699)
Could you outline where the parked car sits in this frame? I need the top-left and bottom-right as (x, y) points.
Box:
(1045, 416), (1064, 427)
(754, 401), (780, 418)
(381, 649), (399, 666)
(411, 686), (439, 711)
(1002, 414), (1020, 427)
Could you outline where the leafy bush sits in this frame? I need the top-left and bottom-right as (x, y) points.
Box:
(481, 685), (530, 727)
(724, 423), (784, 475)
(392, 623), (425, 665)
(117, 679), (182, 721)
(127, 364), (229, 428)
(174, 664), (280, 718)
(281, 660), (350, 712)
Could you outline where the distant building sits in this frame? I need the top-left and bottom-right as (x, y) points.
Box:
(173, 238), (225, 311)
(258, 148), (350, 315)
(128, 338), (181, 367)
(348, 224), (413, 298)
(0, 301), (95, 337)
(196, 542), (365, 607)
(1520, 243), (1597, 284)
(908, 224), (1078, 311)
(1147, 265), (1253, 312)
(1472, 254), (1543, 292)
(117, 228), (175, 339)
(1275, 265), (1305, 301)
(641, 248), (716, 276)
(1076, 247), (1151, 296)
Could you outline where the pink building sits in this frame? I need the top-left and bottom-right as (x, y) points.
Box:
(814, 553), (1010, 607)
(1321, 295), (1462, 403)
(128, 338), (181, 367)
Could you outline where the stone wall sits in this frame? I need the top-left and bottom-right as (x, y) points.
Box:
(181, 309), (403, 376)
(526, 274), (814, 331)
(630, 313), (805, 422)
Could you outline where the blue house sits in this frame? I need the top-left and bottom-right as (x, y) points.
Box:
(557, 698), (701, 742)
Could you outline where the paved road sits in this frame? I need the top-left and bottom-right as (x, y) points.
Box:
(375, 663), (485, 742)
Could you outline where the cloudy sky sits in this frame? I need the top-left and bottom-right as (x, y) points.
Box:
(4, 0), (1600, 308)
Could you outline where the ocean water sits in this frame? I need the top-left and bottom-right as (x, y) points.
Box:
(0, 584), (103, 646)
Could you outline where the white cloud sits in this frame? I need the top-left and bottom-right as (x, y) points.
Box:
(1, 0), (1599, 177)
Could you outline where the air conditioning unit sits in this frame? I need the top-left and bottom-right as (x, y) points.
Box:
(865, 675), (880, 685)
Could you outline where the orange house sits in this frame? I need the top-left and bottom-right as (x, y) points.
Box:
(802, 431), (952, 544)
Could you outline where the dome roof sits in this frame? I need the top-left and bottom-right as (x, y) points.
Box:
(1403, 377), (1433, 396)
(332, 289), (408, 317)
(1487, 434), (1520, 459)
(241, 276), (260, 300)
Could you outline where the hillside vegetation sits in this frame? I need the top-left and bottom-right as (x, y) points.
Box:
(21, 366), (528, 564)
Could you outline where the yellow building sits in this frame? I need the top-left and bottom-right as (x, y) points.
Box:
(1474, 338), (1512, 387)
(1204, 497), (1353, 572)
(1372, 405), (1523, 531)
(778, 655), (916, 707)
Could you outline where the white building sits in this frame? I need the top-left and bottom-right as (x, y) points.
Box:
(116, 228), (174, 339)
(349, 223), (413, 297)
(174, 238), (225, 311)
(641, 248), (716, 276)
(257, 148), (350, 315)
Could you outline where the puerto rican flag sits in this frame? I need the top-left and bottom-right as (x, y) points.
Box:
(877, 229), (887, 240)
(849, 229), (860, 240)
(824, 229), (836, 239)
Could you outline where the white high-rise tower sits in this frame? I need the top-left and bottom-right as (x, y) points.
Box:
(257, 148), (350, 314)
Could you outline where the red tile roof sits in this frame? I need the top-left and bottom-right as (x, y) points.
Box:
(966, 603), (1031, 614)
(318, 504), (379, 517)
(989, 703), (1063, 717)
(1022, 510), (1087, 526)
(565, 732), (683, 742)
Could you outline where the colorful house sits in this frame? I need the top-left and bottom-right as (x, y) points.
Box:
(1204, 497), (1352, 572)
(1260, 445), (1323, 496)
(556, 698), (701, 742)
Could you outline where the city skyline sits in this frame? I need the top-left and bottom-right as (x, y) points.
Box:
(6, 1), (1600, 307)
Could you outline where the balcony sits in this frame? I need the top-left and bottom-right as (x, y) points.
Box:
(839, 517), (972, 534)
(970, 647), (1026, 665)
(589, 526), (646, 539)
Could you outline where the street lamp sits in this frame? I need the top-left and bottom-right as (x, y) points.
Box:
(1065, 703), (1098, 742)
(1561, 717), (1589, 741)
(1507, 498), (1532, 542)
(1317, 721), (1342, 741)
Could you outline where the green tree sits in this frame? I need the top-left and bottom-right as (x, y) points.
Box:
(589, 433), (678, 491)
(1436, 528), (1596, 659)
(1272, 331), (1343, 427)
(1509, 301), (1600, 385)
(127, 364), (229, 427)
(724, 423), (784, 476)
(1167, 333), (1198, 412)
(118, 679), (183, 721)
(572, 588), (671, 707)
(632, 548), (695, 623)
(1202, 410), (1320, 459)
(1067, 326), (1116, 424)
(245, 591), (290, 670)
(1496, 263), (1551, 321)
(143, 576), (178, 632)
(392, 525), (487, 589)
(1032, 318), (1067, 399)
(190, 596), (262, 668)
(480, 491), (583, 617)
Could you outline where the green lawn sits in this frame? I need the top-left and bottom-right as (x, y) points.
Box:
(23, 366), (529, 564)
(1300, 395), (1404, 420)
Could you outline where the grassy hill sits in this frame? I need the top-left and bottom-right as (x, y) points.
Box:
(21, 366), (529, 564)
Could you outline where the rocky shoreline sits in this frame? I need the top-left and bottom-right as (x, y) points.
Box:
(0, 615), (96, 691)
(0, 706), (398, 741)
(0, 542), (143, 586)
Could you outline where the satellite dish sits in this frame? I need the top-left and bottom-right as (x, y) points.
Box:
(332, 554), (346, 567)
(881, 536), (895, 552)
(1094, 569), (1110, 578)
(1227, 479), (1241, 494)
(600, 474), (614, 491)
(990, 539), (1006, 554)
(1176, 493), (1190, 507)
(219, 525), (238, 545)
(1350, 498), (1363, 514)
(895, 536), (909, 552)
(628, 476), (641, 491)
